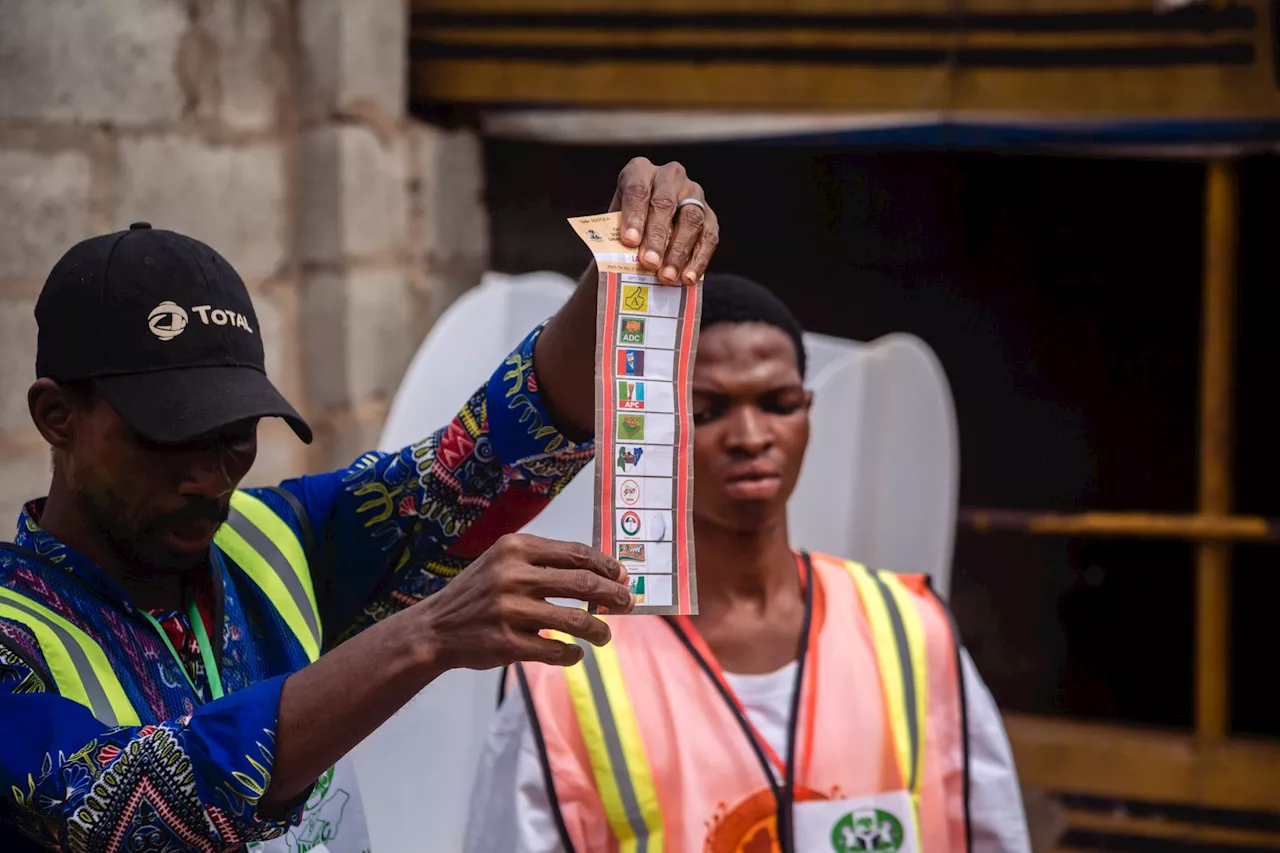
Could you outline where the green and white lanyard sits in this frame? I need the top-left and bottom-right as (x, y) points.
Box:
(140, 593), (224, 702)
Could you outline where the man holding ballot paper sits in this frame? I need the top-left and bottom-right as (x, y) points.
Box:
(0, 158), (714, 853)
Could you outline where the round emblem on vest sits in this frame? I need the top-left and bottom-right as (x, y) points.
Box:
(830, 808), (905, 852)
(706, 787), (827, 853)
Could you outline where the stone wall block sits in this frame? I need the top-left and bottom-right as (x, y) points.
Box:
(0, 298), (37, 436)
(116, 135), (287, 280)
(302, 268), (413, 411)
(250, 281), (305, 407)
(0, 443), (51, 533)
(0, 0), (188, 124)
(201, 0), (286, 132)
(0, 149), (92, 279)
(241, 417), (308, 486)
(410, 124), (489, 272)
(299, 125), (406, 263)
(310, 400), (391, 471)
(298, 0), (406, 121)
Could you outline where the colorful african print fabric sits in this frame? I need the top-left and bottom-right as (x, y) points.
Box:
(0, 324), (594, 852)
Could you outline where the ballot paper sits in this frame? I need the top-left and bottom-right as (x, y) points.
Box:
(570, 211), (702, 615)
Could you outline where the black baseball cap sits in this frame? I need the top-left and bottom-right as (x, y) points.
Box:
(35, 223), (312, 444)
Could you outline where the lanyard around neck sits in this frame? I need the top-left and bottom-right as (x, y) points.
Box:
(141, 593), (225, 702)
(664, 551), (817, 853)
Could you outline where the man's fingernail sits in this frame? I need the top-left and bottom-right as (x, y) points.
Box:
(660, 266), (677, 281)
(624, 228), (641, 244)
(684, 269), (698, 284)
(643, 250), (661, 266)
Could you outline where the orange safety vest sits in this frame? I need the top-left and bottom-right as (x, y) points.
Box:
(515, 551), (971, 853)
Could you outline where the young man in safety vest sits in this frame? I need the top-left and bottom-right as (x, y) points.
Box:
(0, 159), (720, 852)
(465, 274), (1031, 853)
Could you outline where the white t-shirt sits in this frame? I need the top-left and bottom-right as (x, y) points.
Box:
(463, 649), (1031, 853)
(722, 661), (799, 781)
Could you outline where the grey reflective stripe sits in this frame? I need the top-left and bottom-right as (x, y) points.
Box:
(224, 506), (321, 650)
(871, 570), (921, 792)
(577, 638), (654, 851)
(1, 595), (121, 727)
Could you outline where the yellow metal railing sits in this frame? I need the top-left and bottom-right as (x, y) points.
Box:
(957, 160), (1277, 849)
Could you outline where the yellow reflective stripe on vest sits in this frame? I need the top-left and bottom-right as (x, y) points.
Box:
(553, 629), (664, 852)
(215, 490), (322, 663)
(844, 563), (929, 836)
(0, 588), (141, 728)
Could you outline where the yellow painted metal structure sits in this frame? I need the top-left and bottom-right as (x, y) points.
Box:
(987, 161), (1280, 850)
(411, 0), (1280, 119)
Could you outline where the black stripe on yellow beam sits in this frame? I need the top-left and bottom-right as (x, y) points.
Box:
(410, 60), (1280, 114)
(410, 39), (1255, 68)
(416, 27), (1252, 51)
(411, 6), (1258, 35)
(1063, 813), (1280, 851)
(1059, 830), (1280, 852)
(1062, 794), (1280, 835)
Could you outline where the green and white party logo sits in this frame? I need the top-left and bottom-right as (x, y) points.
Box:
(830, 808), (905, 852)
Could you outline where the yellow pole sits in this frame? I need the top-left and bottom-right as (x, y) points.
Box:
(1195, 159), (1237, 746)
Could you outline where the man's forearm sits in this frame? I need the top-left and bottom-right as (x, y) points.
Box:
(531, 263), (600, 441)
(261, 605), (443, 813)
(261, 526), (634, 813)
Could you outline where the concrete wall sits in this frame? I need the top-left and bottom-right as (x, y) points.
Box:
(0, 0), (488, 523)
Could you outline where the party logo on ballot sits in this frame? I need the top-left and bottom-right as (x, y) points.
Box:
(618, 380), (645, 410)
(617, 414), (645, 442)
(620, 479), (640, 506)
(623, 285), (649, 313)
(620, 317), (646, 345)
(617, 543), (646, 562)
(620, 511), (642, 537)
(616, 445), (644, 472)
(617, 349), (644, 377)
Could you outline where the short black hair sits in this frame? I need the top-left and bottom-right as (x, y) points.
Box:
(699, 273), (806, 378)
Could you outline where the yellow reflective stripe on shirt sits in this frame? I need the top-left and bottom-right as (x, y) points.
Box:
(215, 490), (321, 663)
(0, 588), (141, 728)
(844, 561), (927, 842)
(552, 629), (664, 852)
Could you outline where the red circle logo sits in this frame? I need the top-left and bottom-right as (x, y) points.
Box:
(620, 510), (642, 537)
(706, 787), (829, 853)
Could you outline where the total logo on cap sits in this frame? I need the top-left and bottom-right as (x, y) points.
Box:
(148, 302), (188, 341)
(147, 300), (254, 341)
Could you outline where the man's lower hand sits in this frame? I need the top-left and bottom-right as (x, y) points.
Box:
(414, 535), (635, 670)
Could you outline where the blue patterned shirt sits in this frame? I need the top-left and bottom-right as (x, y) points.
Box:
(0, 325), (594, 852)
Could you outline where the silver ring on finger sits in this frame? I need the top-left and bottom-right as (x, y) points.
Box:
(677, 197), (706, 212)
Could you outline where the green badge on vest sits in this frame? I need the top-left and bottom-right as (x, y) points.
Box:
(830, 808), (905, 852)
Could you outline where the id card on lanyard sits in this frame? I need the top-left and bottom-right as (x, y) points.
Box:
(793, 791), (919, 853)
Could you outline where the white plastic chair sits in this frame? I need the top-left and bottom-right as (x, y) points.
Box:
(349, 271), (959, 853)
